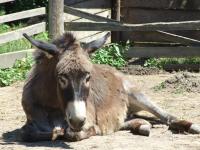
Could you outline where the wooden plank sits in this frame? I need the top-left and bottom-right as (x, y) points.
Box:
(133, 41), (181, 47)
(121, 8), (200, 24)
(156, 31), (200, 46)
(121, 0), (200, 10)
(126, 47), (200, 58)
(120, 7), (200, 42)
(0, 22), (46, 45)
(67, 0), (111, 8)
(49, 0), (64, 39)
(0, 49), (34, 69)
(64, 0), (86, 6)
(65, 10), (111, 23)
(111, 0), (121, 42)
(80, 31), (111, 43)
(0, 7), (46, 24)
(0, 0), (14, 4)
(71, 31), (101, 40)
(120, 30), (200, 43)
(65, 20), (200, 31)
(64, 5), (115, 23)
(64, 9), (110, 21)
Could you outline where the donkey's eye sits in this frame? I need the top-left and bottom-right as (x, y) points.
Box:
(58, 76), (69, 87)
(85, 74), (91, 83)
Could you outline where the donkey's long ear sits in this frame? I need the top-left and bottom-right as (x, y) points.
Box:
(23, 33), (59, 55)
(82, 32), (111, 53)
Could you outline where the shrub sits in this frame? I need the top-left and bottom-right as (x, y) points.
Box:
(91, 43), (129, 68)
(0, 56), (33, 87)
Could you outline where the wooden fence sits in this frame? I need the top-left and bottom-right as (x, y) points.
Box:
(64, 0), (111, 42)
(0, 0), (200, 69)
(64, 0), (200, 59)
(0, 0), (46, 68)
(0, 0), (46, 45)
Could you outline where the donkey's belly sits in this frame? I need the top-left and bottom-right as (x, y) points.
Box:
(96, 101), (128, 135)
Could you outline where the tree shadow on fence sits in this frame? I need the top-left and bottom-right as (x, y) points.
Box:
(1, 128), (72, 149)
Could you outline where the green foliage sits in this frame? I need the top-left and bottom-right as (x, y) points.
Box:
(153, 82), (166, 91)
(0, 32), (49, 54)
(0, 23), (25, 34)
(144, 57), (200, 69)
(0, 7), (5, 16)
(4, 0), (48, 13)
(0, 56), (33, 87)
(144, 58), (163, 69)
(91, 43), (129, 68)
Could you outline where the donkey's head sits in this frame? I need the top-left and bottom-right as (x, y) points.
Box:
(23, 32), (110, 131)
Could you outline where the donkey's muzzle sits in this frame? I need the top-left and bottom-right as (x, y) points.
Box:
(69, 116), (86, 131)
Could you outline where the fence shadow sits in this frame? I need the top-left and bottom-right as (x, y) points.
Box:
(1, 128), (72, 149)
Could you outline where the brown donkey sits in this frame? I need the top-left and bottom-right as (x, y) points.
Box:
(21, 32), (200, 142)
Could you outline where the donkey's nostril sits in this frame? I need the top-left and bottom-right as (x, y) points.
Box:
(69, 117), (86, 130)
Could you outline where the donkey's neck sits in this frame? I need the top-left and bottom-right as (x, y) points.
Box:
(87, 64), (128, 134)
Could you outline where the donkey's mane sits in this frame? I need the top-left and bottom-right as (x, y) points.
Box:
(52, 32), (76, 49)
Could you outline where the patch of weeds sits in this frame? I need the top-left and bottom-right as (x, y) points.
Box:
(0, 6), (5, 16)
(153, 72), (200, 94)
(0, 56), (34, 87)
(0, 32), (49, 54)
(91, 42), (130, 69)
(144, 57), (200, 69)
(153, 82), (166, 91)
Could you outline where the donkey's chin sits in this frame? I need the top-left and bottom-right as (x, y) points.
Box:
(68, 123), (83, 132)
(66, 117), (85, 132)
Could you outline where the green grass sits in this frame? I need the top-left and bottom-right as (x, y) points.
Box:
(0, 56), (34, 87)
(91, 42), (130, 68)
(0, 7), (5, 16)
(0, 31), (49, 54)
(144, 57), (200, 69)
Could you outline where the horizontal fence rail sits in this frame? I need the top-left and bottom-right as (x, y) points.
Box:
(0, 22), (46, 44)
(0, 49), (34, 68)
(64, 5), (116, 23)
(65, 20), (200, 31)
(156, 31), (200, 46)
(126, 47), (200, 58)
(0, 7), (46, 24)
(0, 0), (14, 4)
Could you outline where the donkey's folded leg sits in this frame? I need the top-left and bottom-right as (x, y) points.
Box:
(169, 120), (200, 134)
(120, 118), (152, 136)
(20, 123), (52, 142)
(128, 90), (200, 134)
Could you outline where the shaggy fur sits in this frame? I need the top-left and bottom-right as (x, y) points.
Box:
(20, 32), (200, 142)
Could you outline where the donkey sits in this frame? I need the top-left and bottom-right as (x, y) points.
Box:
(20, 32), (200, 142)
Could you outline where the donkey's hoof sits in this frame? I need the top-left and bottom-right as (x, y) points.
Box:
(138, 124), (151, 136)
(188, 124), (200, 134)
(52, 127), (64, 141)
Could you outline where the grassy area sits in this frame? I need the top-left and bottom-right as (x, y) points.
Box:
(0, 31), (49, 54)
(0, 56), (33, 87)
(144, 57), (200, 69)
(0, 6), (48, 54)
(91, 42), (130, 69)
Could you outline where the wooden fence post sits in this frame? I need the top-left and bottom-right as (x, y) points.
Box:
(49, 0), (64, 39)
(111, 0), (121, 42)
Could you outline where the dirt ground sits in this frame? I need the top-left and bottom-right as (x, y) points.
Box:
(0, 73), (200, 150)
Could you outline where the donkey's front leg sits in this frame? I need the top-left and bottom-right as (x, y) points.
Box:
(64, 126), (97, 141)
(120, 118), (152, 136)
(128, 88), (200, 134)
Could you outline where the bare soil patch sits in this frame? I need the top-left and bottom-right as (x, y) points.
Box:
(154, 72), (200, 93)
(120, 65), (164, 75)
(0, 74), (200, 150)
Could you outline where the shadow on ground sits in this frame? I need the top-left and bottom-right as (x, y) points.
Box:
(1, 128), (72, 149)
